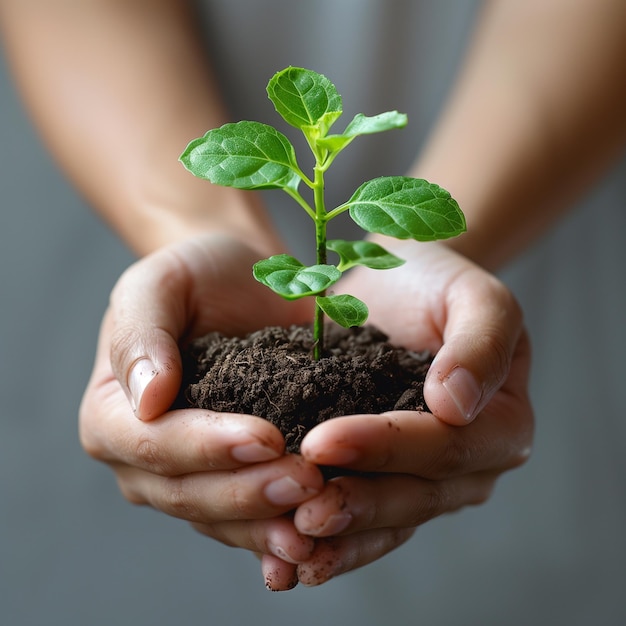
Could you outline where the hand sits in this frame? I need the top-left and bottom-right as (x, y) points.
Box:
(288, 241), (533, 586)
(79, 235), (532, 591)
(79, 234), (325, 590)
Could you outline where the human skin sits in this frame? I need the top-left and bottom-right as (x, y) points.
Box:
(2, 0), (624, 590)
(79, 233), (531, 590)
(411, 0), (626, 271)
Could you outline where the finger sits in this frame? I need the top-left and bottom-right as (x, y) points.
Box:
(261, 555), (299, 591)
(191, 515), (315, 566)
(300, 405), (532, 480)
(296, 527), (415, 587)
(107, 247), (194, 421)
(80, 368), (287, 473)
(424, 271), (525, 425)
(114, 454), (324, 523)
(293, 471), (496, 537)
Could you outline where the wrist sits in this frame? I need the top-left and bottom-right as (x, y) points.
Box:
(107, 177), (283, 257)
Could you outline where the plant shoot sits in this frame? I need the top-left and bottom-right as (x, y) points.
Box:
(180, 67), (466, 359)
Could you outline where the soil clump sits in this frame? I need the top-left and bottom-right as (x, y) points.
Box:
(178, 324), (431, 453)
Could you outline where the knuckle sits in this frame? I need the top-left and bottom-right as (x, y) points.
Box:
(222, 478), (252, 519)
(501, 283), (524, 327)
(508, 443), (533, 470)
(484, 273), (523, 323)
(466, 474), (497, 508)
(472, 482), (495, 506)
(78, 407), (107, 462)
(407, 482), (451, 525)
(79, 426), (105, 461)
(475, 277), (524, 382)
(392, 526), (416, 547)
(162, 475), (201, 521)
(134, 436), (170, 475)
(423, 428), (472, 479)
(481, 331), (512, 382)
(407, 476), (495, 526)
(109, 327), (140, 380)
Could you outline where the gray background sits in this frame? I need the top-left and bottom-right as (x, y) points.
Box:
(2, 3), (626, 624)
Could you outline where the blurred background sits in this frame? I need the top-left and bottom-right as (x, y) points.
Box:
(1, 2), (625, 625)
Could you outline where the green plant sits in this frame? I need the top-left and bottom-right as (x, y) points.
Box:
(180, 67), (466, 359)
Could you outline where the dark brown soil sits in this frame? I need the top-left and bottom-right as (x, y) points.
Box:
(177, 324), (431, 454)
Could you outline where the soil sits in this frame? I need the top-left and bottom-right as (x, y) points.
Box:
(177, 324), (431, 454)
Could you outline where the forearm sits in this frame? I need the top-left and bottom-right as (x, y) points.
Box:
(0, 0), (281, 256)
(411, 0), (626, 271)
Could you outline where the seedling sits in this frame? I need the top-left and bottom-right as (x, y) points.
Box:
(180, 67), (466, 359)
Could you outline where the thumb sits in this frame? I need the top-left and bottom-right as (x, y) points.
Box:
(111, 320), (182, 422)
(424, 275), (525, 426)
(108, 254), (187, 421)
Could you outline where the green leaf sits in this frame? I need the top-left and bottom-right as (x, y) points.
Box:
(253, 254), (341, 300)
(316, 294), (368, 328)
(180, 121), (301, 190)
(267, 67), (343, 135)
(318, 111), (408, 152)
(327, 239), (405, 271)
(347, 176), (466, 241)
(343, 111), (408, 135)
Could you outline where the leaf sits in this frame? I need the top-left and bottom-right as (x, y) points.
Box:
(267, 67), (343, 135)
(318, 111), (408, 152)
(253, 254), (341, 300)
(316, 294), (368, 328)
(343, 111), (408, 135)
(180, 121), (301, 190)
(327, 239), (405, 271)
(347, 176), (466, 241)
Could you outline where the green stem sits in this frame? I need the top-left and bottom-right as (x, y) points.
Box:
(283, 186), (316, 221)
(325, 201), (351, 221)
(313, 163), (327, 360)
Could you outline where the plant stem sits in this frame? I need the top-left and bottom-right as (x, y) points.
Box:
(313, 163), (327, 360)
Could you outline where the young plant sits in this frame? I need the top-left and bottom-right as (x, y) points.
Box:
(180, 67), (466, 359)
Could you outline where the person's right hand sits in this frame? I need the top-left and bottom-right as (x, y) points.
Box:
(79, 233), (324, 590)
(286, 240), (534, 586)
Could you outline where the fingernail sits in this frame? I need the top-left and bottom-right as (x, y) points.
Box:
(267, 542), (302, 565)
(298, 558), (343, 587)
(264, 568), (299, 592)
(265, 476), (319, 506)
(442, 367), (481, 422)
(231, 441), (281, 463)
(302, 512), (352, 537)
(128, 358), (158, 415)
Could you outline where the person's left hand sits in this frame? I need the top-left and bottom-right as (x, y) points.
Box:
(271, 240), (534, 587)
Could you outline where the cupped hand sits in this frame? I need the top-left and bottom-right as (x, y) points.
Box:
(79, 233), (323, 589)
(289, 240), (534, 586)
(79, 234), (533, 591)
